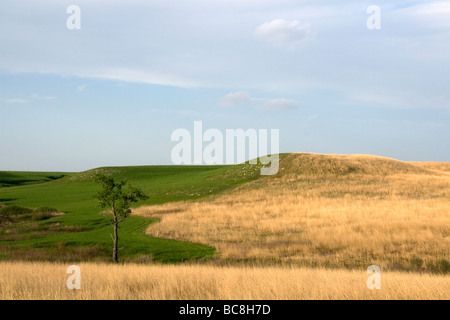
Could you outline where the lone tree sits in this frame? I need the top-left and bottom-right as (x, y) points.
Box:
(94, 173), (148, 263)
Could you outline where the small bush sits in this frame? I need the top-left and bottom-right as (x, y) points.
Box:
(0, 205), (59, 222)
(426, 259), (450, 274)
(437, 259), (450, 273)
(410, 257), (424, 269)
(34, 207), (58, 214)
(0, 205), (33, 216)
(32, 212), (54, 221)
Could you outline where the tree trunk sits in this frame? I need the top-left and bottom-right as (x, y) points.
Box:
(113, 209), (119, 263)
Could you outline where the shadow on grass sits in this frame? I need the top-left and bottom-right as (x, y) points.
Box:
(0, 198), (18, 203)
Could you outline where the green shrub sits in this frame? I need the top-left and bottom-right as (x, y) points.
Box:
(32, 212), (54, 221)
(0, 205), (58, 222)
(410, 257), (424, 269)
(0, 205), (33, 215)
(426, 259), (450, 274)
(437, 259), (450, 273)
(34, 207), (58, 214)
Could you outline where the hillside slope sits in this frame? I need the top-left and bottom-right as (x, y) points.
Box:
(274, 153), (443, 177)
(0, 164), (261, 262)
(408, 161), (450, 174)
(136, 153), (450, 273)
(0, 171), (70, 188)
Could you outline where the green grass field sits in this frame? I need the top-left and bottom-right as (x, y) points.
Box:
(0, 171), (68, 188)
(0, 164), (262, 263)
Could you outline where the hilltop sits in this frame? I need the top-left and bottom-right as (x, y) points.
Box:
(272, 153), (446, 178)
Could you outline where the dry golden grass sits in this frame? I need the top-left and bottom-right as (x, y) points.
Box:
(409, 161), (450, 173)
(0, 261), (448, 300)
(1, 154), (449, 300)
(134, 154), (450, 272)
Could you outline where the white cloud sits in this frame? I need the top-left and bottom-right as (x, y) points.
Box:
(0, 0), (448, 112)
(255, 19), (313, 46)
(77, 84), (86, 92)
(219, 91), (299, 110)
(85, 68), (199, 88)
(4, 98), (27, 104)
(257, 98), (298, 110)
(400, 1), (450, 28)
(219, 91), (250, 106)
(348, 90), (450, 110)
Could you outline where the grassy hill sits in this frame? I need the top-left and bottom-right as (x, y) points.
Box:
(0, 164), (262, 263)
(408, 161), (450, 173)
(274, 153), (440, 177)
(0, 153), (448, 300)
(1, 153), (448, 272)
(0, 171), (69, 188)
(135, 153), (450, 273)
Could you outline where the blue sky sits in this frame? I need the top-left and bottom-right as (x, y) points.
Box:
(1, 0), (449, 171)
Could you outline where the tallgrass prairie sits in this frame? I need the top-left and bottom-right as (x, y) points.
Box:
(0, 261), (448, 300)
(134, 154), (450, 273)
(1, 153), (449, 300)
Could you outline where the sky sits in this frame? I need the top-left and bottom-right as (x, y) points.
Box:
(1, 0), (449, 171)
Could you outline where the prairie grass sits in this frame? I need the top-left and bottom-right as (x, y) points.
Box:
(0, 164), (258, 263)
(1, 154), (449, 300)
(134, 154), (450, 272)
(0, 261), (448, 300)
(409, 161), (450, 173)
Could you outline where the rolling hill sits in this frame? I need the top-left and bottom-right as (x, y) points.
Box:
(133, 153), (450, 273)
(0, 164), (261, 262)
(0, 153), (449, 272)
